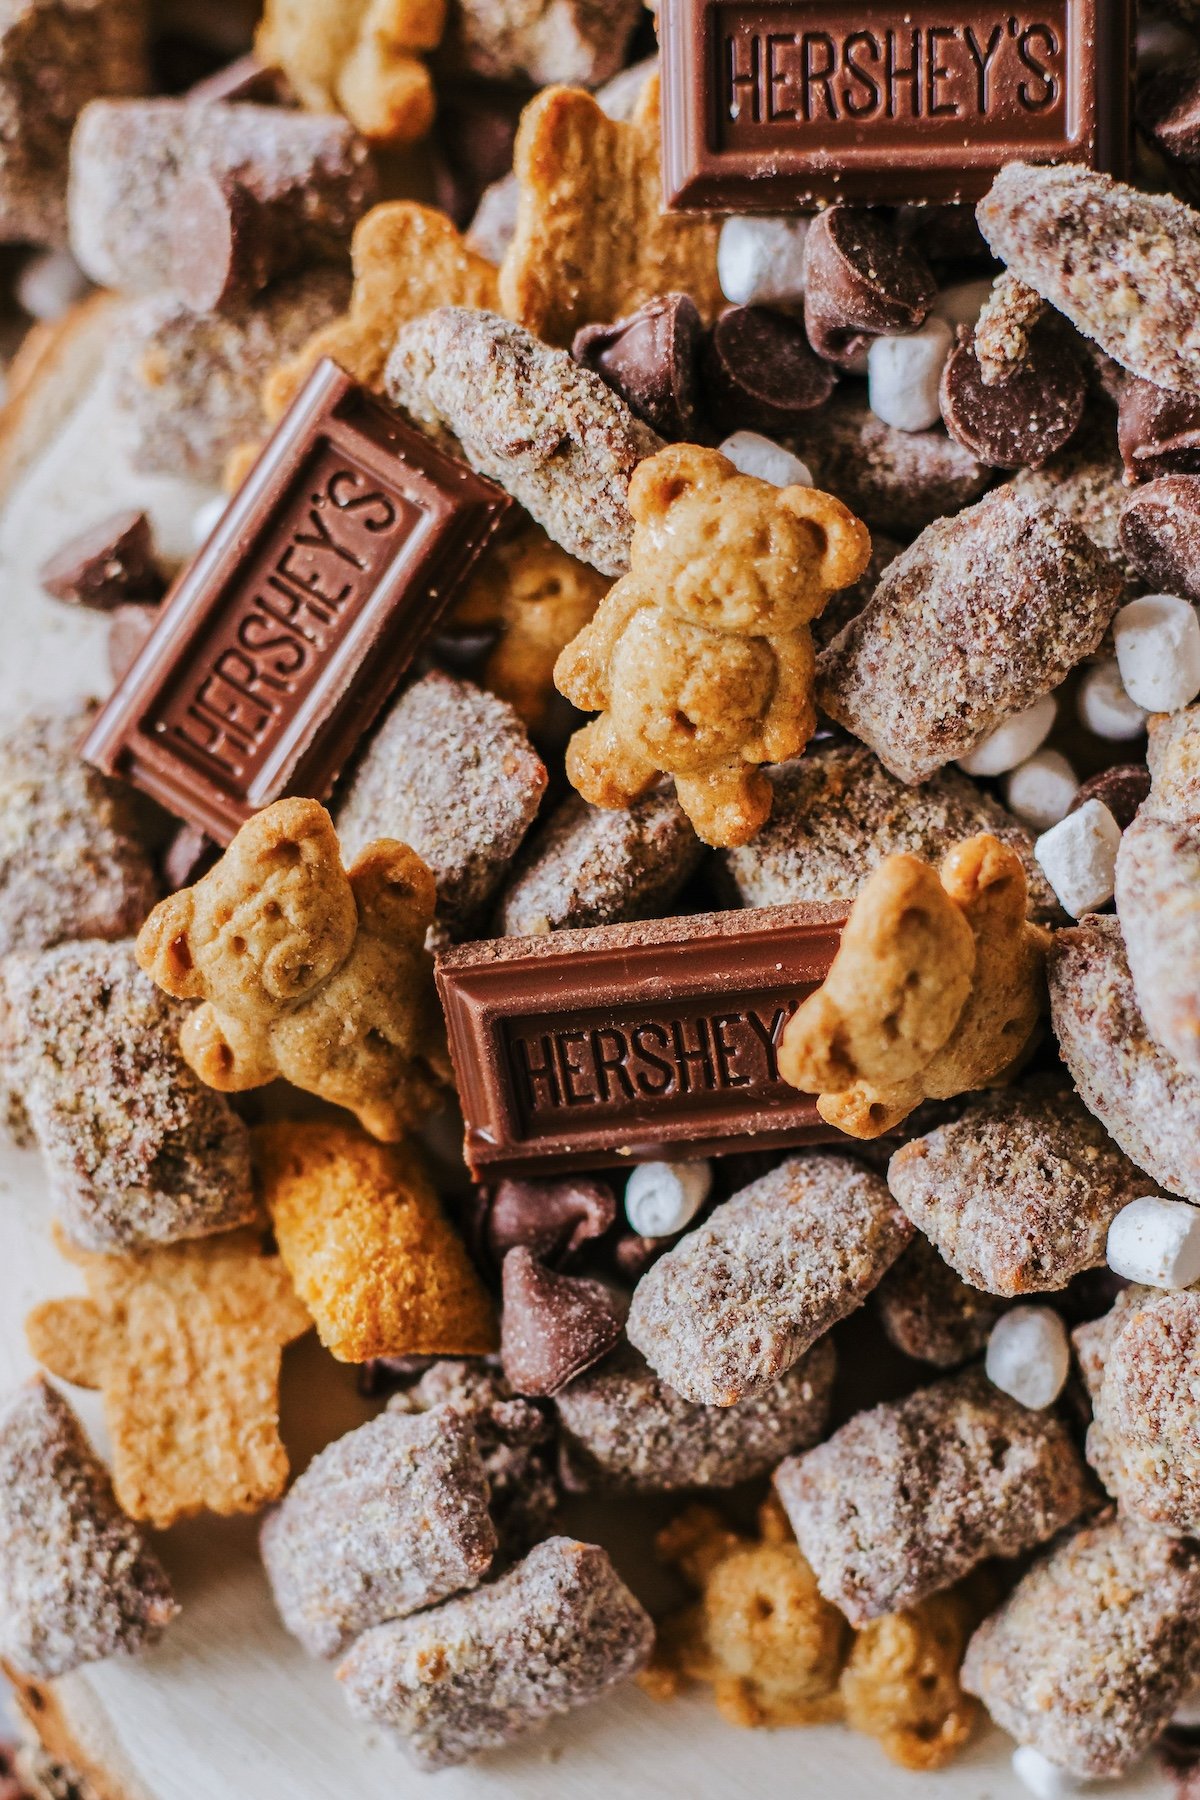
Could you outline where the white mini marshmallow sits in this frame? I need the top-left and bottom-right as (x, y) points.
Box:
(1004, 749), (1079, 833)
(985, 1307), (1070, 1410)
(1113, 593), (1200, 714)
(957, 696), (1057, 777)
(624, 1160), (712, 1239)
(931, 277), (994, 333)
(719, 432), (813, 488)
(1034, 798), (1121, 917)
(1076, 658), (1148, 741)
(190, 495), (228, 550)
(867, 316), (954, 432)
(16, 248), (89, 321)
(1107, 1195), (1200, 1289)
(717, 215), (810, 306)
(1011, 1746), (1089, 1798)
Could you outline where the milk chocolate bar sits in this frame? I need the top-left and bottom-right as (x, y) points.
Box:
(436, 902), (845, 1177)
(660, 0), (1133, 210)
(82, 359), (512, 843)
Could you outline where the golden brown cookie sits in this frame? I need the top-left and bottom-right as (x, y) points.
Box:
(256, 0), (445, 146)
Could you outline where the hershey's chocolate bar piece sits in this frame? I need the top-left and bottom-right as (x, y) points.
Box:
(660, 0), (1132, 210)
(436, 902), (845, 1177)
(82, 359), (512, 843)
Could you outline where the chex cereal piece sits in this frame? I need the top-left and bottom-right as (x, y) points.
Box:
(1048, 914), (1200, 1202)
(625, 1154), (911, 1407)
(1011, 432), (1141, 594)
(498, 73), (722, 350)
(774, 1367), (1090, 1626)
(779, 835), (1049, 1138)
(961, 1513), (1200, 1778)
(0, 1379), (176, 1679)
(337, 1536), (653, 1768)
(385, 307), (662, 577)
(255, 0), (444, 146)
(25, 1228), (311, 1529)
(721, 740), (1059, 923)
(496, 785), (702, 936)
(253, 1123), (497, 1363)
(873, 1235), (1006, 1368)
(818, 487), (1123, 785)
(1083, 1286), (1200, 1532)
(0, 0), (145, 248)
(261, 1403), (496, 1660)
(555, 1337), (836, 1492)
(441, 0), (641, 85)
(0, 702), (159, 960)
(798, 390), (990, 539)
(112, 267), (350, 485)
(978, 162), (1200, 396)
(136, 798), (451, 1143)
(0, 940), (255, 1250)
(335, 672), (547, 938)
(887, 1083), (1147, 1296)
(264, 201), (500, 420)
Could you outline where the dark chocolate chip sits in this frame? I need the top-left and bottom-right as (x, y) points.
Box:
(40, 509), (166, 611)
(940, 318), (1087, 470)
(1068, 764), (1151, 832)
(162, 822), (220, 891)
(106, 603), (162, 682)
(499, 1247), (622, 1397)
(1120, 473), (1200, 601)
(611, 1231), (667, 1283)
(572, 293), (703, 439)
(487, 1176), (617, 1269)
(1138, 58), (1200, 167)
(1117, 375), (1200, 483)
(803, 206), (935, 368)
(701, 305), (837, 433)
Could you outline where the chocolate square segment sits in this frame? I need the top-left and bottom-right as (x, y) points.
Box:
(82, 359), (512, 843)
(660, 0), (1132, 209)
(436, 902), (846, 1177)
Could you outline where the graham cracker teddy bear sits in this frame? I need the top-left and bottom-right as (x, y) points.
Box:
(256, 0), (445, 146)
(136, 797), (451, 1141)
(778, 833), (1049, 1137)
(553, 443), (871, 848)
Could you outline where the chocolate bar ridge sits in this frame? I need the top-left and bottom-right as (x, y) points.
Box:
(436, 901), (847, 1178)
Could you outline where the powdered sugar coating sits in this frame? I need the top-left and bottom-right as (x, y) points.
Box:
(1010, 430), (1141, 594)
(1083, 1287), (1200, 1533)
(384, 308), (662, 576)
(961, 1512), (1200, 1777)
(873, 1234), (1005, 1367)
(625, 1154), (911, 1406)
(0, 1379), (176, 1679)
(796, 390), (990, 538)
(260, 1403), (496, 1661)
(554, 1336), (836, 1490)
(818, 487), (1123, 784)
(337, 1536), (654, 1769)
(0, 940), (255, 1249)
(774, 1367), (1090, 1626)
(887, 1083), (1147, 1295)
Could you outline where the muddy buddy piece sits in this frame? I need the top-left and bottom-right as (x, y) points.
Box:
(555, 1337), (836, 1491)
(818, 486), (1123, 784)
(1120, 473), (1200, 600)
(1010, 431), (1141, 595)
(961, 1513), (1200, 1778)
(337, 1536), (654, 1769)
(873, 1235), (1006, 1368)
(0, 703), (159, 962)
(774, 1367), (1090, 1626)
(1082, 1286), (1200, 1534)
(261, 1404), (496, 1660)
(0, 1379), (176, 1680)
(0, 940), (255, 1251)
(626, 1155), (911, 1407)
(887, 1083), (1148, 1296)
(796, 391), (990, 539)
(971, 272), (1046, 384)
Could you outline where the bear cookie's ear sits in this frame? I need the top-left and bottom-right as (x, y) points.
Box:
(777, 486), (872, 592)
(349, 841), (437, 943)
(627, 443), (731, 523)
(135, 890), (202, 1000)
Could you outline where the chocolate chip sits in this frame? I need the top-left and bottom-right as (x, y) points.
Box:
(1120, 474), (1200, 601)
(486, 1176), (617, 1268)
(803, 206), (935, 368)
(162, 822), (220, 891)
(499, 1248), (622, 1397)
(611, 1231), (667, 1283)
(940, 319), (1087, 470)
(106, 603), (162, 682)
(572, 293), (703, 439)
(1138, 59), (1200, 167)
(701, 305), (837, 433)
(40, 509), (166, 611)
(1068, 764), (1151, 832)
(1117, 375), (1200, 483)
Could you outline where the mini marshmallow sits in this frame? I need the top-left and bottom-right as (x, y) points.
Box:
(957, 696), (1057, 778)
(985, 1307), (1070, 1411)
(190, 495), (228, 550)
(1075, 659), (1148, 742)
(867, 316), (954, 433)
(1034, 799), (1121, 917)
(1004, 749), (1079, 833)
(931, 277), (994, 333)
(1106, 1195), (1200, 1290)
(624, 1160), (712, 1240)
(719, 432), (813, 488)
(717, 215), (810, 306)
(16, 249), (90, 322)
(1011, 1746), (1090, 1798)
(1112, 594), (1200, 714)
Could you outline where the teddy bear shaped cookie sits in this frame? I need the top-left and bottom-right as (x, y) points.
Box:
(553, 443), (871, 848)
(136, 797), (451, 1141)
(778, 833), (1049, 1137)
(256, 0), (444, 146)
